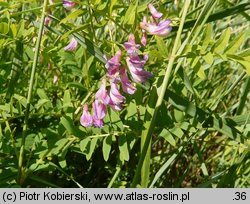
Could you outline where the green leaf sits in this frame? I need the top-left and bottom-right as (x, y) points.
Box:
(155, 36), (168, 57)
(124, 1), (137, 25)
(202, 52), (214, 64)
(227, 55), (250, 75)
(60, 116), (79, 136)
(10, 23), (17, 38)
(225, 31), (246, 54)
(137, 0), (151, 12)
(118, 135), (129, 162)
(97, 2), (107, 10)
(102, 135), (112, 161)
(66, 82), (87, 91)
(200, 24), (213, 53)
(164, 90), (243, 140)
(110, 0), (118, 15)
(86, 137), (98, 160)
(60, 10), (84, 24)
(35, 99), (51, 110)
(109, 109), (123, 130)
(80, 137), (90, 153)
(213, 27), (231, 53)
(150, 146), (183, 187)
(50, 138), (68, 155)
(159, 129), (176, 147)
(190, 58), (206, 79)
(170, 127), (184, 139)
(13, 94), (27, 107)
(62, 90), (73, 112)
(125, 100), (137, 120)
(235, 59), (250, 75)
(0, 22), (9, 34)
(37, 88), (49, 100)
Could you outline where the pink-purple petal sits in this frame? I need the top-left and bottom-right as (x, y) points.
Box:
(95, 79), (110, 105)
(109, 82), (125, 105)
(63, 0), (75, 9)
(92, 115), (104, 128)
(64, 37), (78, 51)
(92, 100), (107, 120)
(80, 104), (93, 127)
(126, 57), (153, 83)
(148, 3), (163, 19)
(120, 67), (136, 95)
(124, 34), (141, 57)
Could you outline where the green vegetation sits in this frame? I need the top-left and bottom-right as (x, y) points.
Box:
(0, 0), (249, 188)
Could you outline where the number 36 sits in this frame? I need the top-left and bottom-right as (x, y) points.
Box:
(234, 192), (246, 200)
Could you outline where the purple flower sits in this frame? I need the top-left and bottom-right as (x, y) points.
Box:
(92, 100), (107, 128)
(105, 50), (122, 82)
(109, 82), (125, 105)
(126, 56), (153, 83)
(95, 78), (110, 105)
(62, 0), (75, 9)
(120, 67), (136, 95)
(44, 17), (52, 26)
(124, 34), (141, 57)
(92, 115), (104, 128)
(80, 104), (93, 127)
(64, 37), (78, 51)
(140, 19), (172, 37)
(148, 4), (163, 20)
(140, 4), (172, 37)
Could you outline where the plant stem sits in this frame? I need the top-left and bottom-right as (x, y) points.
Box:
(17, 0), (48, 186)
(108, 166), (122, 188)
(236, 76), (250, 115)
(131, 0), (191, 187)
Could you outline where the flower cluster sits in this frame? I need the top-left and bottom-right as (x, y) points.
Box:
(80, 50), (136, 128)
(80, 4), (172, 128)
(140, 4), (172, 37)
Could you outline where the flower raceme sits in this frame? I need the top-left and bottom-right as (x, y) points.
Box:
(79, 3), (172, 128)
(80, 41), (151, 128)
(140, 4), (172, 37)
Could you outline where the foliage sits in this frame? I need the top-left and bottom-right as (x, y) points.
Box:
(0, 0), (250, 188)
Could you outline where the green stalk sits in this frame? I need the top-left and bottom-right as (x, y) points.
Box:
(236, 76), (250, 115)
(108, 166), (122, 188)
(18, 0), (48, 186)
(131, 0), (191, 187)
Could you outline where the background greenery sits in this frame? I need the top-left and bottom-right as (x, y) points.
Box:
(0, 0), (249, 187)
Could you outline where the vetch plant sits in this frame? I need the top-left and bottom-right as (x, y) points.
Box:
(0, 0), (249, 188)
